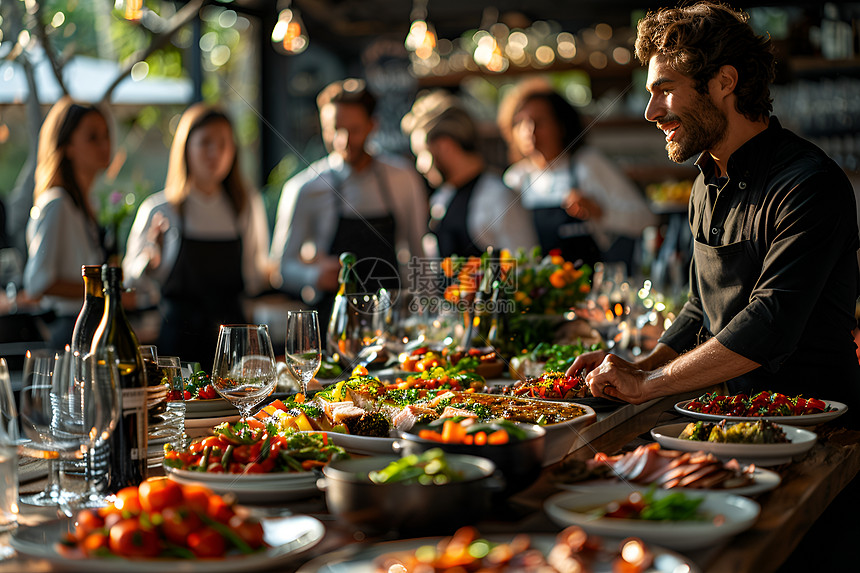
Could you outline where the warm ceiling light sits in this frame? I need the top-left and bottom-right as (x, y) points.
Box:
(272, 1), (308, 55)
(406, 19), (438, 60)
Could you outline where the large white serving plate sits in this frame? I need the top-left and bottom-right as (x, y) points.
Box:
(544, 486), (760, 551)
(650, 422), (817, 466)
(185, 398), (239, 417)
(674, 399), (847, 426)
(558, 465), (781, 497)
(296, 533), (700, 573)
(165, 466), (320, 503)
(11, 514), (324, 573)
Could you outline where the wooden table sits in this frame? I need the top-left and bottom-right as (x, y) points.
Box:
(3, 396), (859, 572)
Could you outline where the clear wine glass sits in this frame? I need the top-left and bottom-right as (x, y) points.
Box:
(17, 349), (62, 507)
(211, 324), (277, 422)
(285, 310), (322, 398)
(67, 347), (121, 511)
(328, 291), (387, 370)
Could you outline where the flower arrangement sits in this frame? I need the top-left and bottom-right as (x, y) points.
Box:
(512, 248), (592, 315)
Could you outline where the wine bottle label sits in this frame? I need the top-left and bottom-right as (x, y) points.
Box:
(121, 387), (147, 461)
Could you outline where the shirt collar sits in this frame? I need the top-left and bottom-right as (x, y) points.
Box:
(695, 116), (782, 184)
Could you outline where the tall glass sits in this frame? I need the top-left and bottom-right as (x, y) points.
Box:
(69, 348), (121, 510)
(0, 358), (19, 533)
(17, 350), (61, 507)
(211, 325), (277, 422)
(328, 291), (387, 370)
(285, 310), (322, 398)
(157, 356), (185, 450)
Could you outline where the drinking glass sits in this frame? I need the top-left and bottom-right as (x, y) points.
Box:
(211, 325), (277, 422)
(285, 310), (322, 398)
(69, 347), (121, 510)
(17, 350), (62, 506)
(327, 290), (387, 370)
(157, 355), (185, 450)
(0, 358), (19, 533)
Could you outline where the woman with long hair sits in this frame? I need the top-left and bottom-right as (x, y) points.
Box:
(123, 103), (271, 368)
(24, 96), (111, 349)
(498, 79), (656, 271)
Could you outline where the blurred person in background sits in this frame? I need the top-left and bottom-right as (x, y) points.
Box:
(270, 78), (428, 325)
(24, 96), (110, 350)
(571, 2), (860, 420)
(403, 91), (537, 259)
(123, 104), (270, 369)
(498, 80), (657, 270)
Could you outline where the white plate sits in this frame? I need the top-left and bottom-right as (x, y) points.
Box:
(296, 533), (699, 573)
(185, 398), (239, 416)
(674, 399), (847, 426)
(539, 402), (597, 465)
(544, 486), (760, 551)
(558, 466), (781, 497)
(650, 422), (817, 466)
(11, 514), (324, 572)
(185, 415), (241, 429)
(165, 467), (320, 503)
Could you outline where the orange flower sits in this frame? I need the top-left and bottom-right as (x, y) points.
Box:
(444, 284), (460, 302)
(549, 269), (567, 289)
(441, 257), (455, 278)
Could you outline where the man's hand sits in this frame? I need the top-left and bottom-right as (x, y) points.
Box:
(586, 354), (652, 404)
(565, 349), (609, 379)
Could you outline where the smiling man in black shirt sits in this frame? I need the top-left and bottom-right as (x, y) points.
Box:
(568, 1), (860, 413)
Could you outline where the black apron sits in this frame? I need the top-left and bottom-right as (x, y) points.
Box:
(692, 162), (800, 397)
(319, 162), (400, 327)
(433, 175), (483, 259)
(527, 159), (601, 267)
(158, 209), (246, 370)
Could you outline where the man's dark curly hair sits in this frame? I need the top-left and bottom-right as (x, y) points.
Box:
(634, 1), (775, 121)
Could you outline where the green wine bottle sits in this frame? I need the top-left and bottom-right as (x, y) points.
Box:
(91, 265), (148, 491)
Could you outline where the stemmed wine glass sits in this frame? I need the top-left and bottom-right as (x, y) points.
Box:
(327, 290), (387, 370)
(211, 324), (277, 422)
(17, 349), (62, 506)
(67, 347), (121, 510)
(285, 310), (322, 398)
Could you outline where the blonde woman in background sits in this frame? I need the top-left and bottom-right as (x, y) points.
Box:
(123, 104), (270, 368)
(24, 96), (111, 350)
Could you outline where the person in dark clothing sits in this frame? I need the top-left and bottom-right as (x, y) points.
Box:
(568, 1), (860, 417)
(402, 91), (537, 259)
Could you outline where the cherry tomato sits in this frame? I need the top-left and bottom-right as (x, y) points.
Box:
(187, 527), (226, 558)
(74, 509), (105, 542)
(82, 532), (110, 557)
(180, 484), (213, 516)
(114, 486), (142, 515)
(139, 477), (184, 513)
(228, 515), (265, 549)
(108, 518), (161, 558)
(160, 506), (202, 546)
(207, 495), (235, 523)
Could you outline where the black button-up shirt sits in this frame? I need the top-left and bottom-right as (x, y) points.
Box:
(659, 117), (860, 403)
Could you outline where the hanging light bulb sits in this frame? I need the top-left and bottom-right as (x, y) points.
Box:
(405, 0), (439, 62)
(271, 1), (309, 55)
(406, 19), (438, 60)
(472, 8), (508, 73)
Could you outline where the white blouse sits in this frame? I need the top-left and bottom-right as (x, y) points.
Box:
(24, 187), (104, 316)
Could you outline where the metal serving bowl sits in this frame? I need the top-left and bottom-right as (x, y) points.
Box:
(396, 422), (546, 496)
(320, 454), (498, 535)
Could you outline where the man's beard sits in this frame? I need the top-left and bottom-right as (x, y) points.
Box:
(666, 91), (728, 163)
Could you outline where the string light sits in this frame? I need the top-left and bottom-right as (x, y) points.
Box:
(472, 8), (508, 73)
(271, 0), (308, 55)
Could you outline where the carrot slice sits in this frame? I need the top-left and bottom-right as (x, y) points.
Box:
(487, 430), (509, 445)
